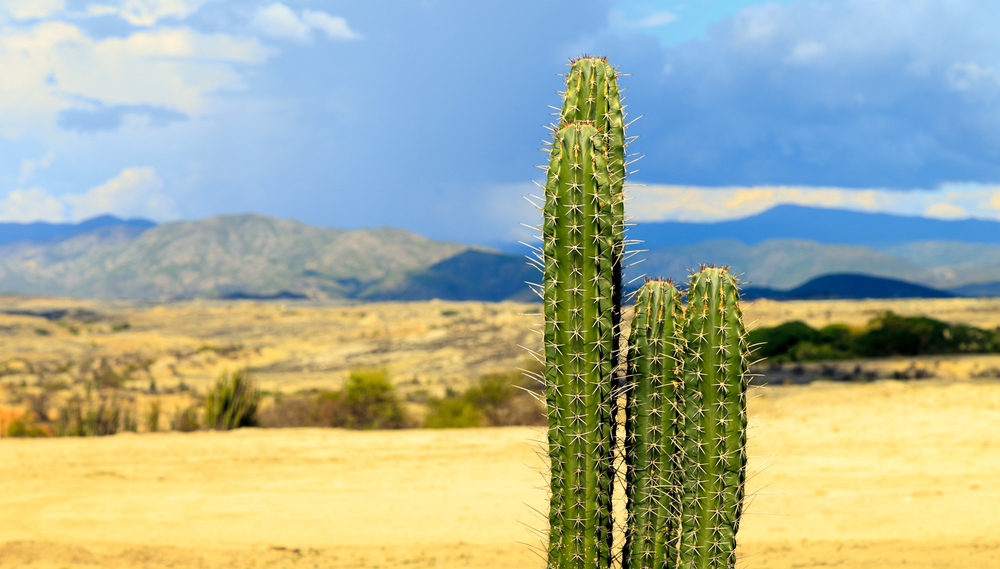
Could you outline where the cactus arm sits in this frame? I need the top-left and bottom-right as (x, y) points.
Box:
(678, 267), (749, 569)
(623, 279), (685, 569)
(543, 121), (616, 569)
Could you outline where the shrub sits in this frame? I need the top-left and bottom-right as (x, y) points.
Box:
(145, 400), (161, 432)
(171, 405), (201, 432)
(6, 414), (49, 437)
(424, 371), (545, 428)
(205, 369), (260, 430)
(342, 369), (407, 429)
(424, 392), (481, 428)
(54, 396), (127, 436)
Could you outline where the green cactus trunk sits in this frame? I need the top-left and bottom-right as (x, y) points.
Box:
(542, 120), (617, 569)
(623, 279), (685, 569)
(677, 267), (749, 569)
(558, 55), (627, 384)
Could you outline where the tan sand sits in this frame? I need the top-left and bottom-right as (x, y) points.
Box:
(3, 378), (999, 568)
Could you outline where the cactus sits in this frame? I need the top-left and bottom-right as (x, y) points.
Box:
(623, 279), (685, 569)
(558, 55), (627, 365)
(676, 267), (749, 569)
(537, 56), (750, 569)
(542, 119), (617, 569)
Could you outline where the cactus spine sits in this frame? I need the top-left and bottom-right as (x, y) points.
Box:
(676, 267), (749, 569)
(623, 279), (685, 569)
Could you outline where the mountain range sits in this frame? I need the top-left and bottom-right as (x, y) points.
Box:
(0, 206), (999, 301)
(630, 204), (1000, 247)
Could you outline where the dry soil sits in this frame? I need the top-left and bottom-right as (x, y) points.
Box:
(3, 378), (999, 568)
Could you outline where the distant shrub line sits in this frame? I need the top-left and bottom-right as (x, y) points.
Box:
(3, 366), (545, 437)
(751, 311), (1000, 363)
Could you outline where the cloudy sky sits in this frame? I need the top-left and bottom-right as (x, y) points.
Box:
(2, 0), (1000, 245)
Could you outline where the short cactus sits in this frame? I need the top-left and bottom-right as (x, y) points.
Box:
(676, 267), (750, 569)
(623, 279), (685, 569)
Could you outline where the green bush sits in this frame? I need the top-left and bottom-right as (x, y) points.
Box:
(342, 369), (407, 430)
(54, 396), (127, 437)
(6, 415), (49, 437)
(171, 405), (201, 432)
(205, 369), (260, 430)
(424, 371), (545, 428)
(751, 312), (1000, 363)
(257, 369), (408, 430)
(424, 392), (481, 428)
(145, 400), (161, 433)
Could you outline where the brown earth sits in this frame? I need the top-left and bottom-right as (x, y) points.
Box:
(3, 378), (999, 568)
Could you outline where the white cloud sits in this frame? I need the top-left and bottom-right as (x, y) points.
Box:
(924, 202), (968, 219)
(0, 0), (64, 20)
(609, 9), (677, 31)
(0, 21), (268, 137)
(63, 166), (175, 221)
(635, 12), (677, 28)
(786, 40), (826, 65)
(251, 3), (310, 41)
(0, 187), (66, 222)
(627, 183), (1000, 223)
(302, 10), (363, 41)
(18, 151), (55, 185)
(946, 62), (1000, 91)
(252, 3), (362, 42)
(83, 0), (209, 26)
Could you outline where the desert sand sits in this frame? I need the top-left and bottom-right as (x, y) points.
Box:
(3, 377), (999, 568)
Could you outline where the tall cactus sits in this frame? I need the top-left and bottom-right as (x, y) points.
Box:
(623, 279), (685, 569)
(676, 267), (750, 569)
(542, 120), (617, 569)
(558, 55), (627, 385)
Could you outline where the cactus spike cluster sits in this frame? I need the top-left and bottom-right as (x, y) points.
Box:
(623, 279), (685, 569)
(676, 267), (750, 569)
(537, 56), (751, 569)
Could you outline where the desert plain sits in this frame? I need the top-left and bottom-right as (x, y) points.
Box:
(2, 296), (1000, 568)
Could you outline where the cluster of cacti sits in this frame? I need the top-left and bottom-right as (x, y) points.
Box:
(533, 56), (751, 569)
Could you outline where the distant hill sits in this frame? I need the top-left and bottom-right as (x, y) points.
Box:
(362, 249), (536, 302)
(0, 215), (155, 245)
(630, 239), (931, 290)
(630, 205), (1000, 248)
(0, 214), (470, 300)
(741, 274), (956, 301)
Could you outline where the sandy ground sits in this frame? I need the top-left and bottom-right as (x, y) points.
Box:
(3, 378), (999, 568)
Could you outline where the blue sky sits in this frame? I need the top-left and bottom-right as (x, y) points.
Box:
(2, 0), (1000, 245)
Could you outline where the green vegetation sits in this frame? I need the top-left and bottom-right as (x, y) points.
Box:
(750, 312), (1000, 363)
(53, 395), (133, 437)
(258, 368), (409, 430)
(204, 369), (260, 430)
(423, 371), (545, 428)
